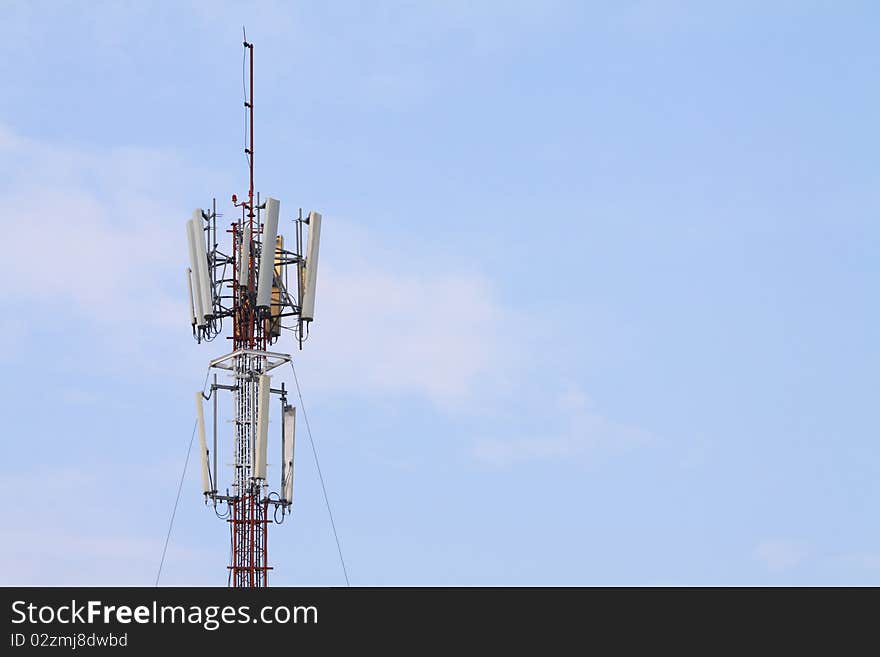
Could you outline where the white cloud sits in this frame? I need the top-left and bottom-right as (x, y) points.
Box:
(0, 464), (212, 586)
(0, 527), (208, 586)
(282, 221), (657, 467)
(612, 0), (757, 37)
(303, 263), (512, 409)
(838, 552), (880, 571)
(754, 539), (808, 572)
(471, 384), (653, 466)
(0, 126), (191, 328)
(0, 125), (223, 381)
(185, 1), (574, 110)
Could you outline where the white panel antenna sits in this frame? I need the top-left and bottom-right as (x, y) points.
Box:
(256, 197), (280, 309)
(186, 219), (206, 326)
(299, 211), (321, 322)
(185, 268), (197, 326)
(191, 209), (213, 321)
(195, 391), (211, 494)
(238, 222), (251, 287)
(253, 374), (271, 480)
(282, 405), (295, 503)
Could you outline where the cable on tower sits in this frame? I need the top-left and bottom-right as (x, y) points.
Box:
(290, 362), (350, 587)
(155, 369), (211, 586)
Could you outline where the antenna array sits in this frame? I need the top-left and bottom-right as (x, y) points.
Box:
(185, 36), (322, 587)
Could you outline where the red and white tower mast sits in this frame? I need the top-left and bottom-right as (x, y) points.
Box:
(186, 35), (322, 587)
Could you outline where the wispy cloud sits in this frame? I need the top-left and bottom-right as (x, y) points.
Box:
(299, 222), (658, 466)
(304, 260), (513, 409)
(612, 0), (759, 38)
(0, 464), (212, 585)
(838, 552), (880, 572)
(0, 125), (224, 379)
(471, 384), (654, 466)
(0, 126), (193, 327)
(0, 527), (208, 586)
(754, 539), (808, 572)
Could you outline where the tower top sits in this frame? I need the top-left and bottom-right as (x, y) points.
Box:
(184, 33), (325, 587)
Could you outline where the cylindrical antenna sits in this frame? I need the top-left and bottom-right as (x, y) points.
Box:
(212, 373), (218, 495)
(185, 268), (197, 327)
(191, 210), (213, 321)
(300, 211), (322, 321)
(238, 222), (251, 288)
(256, 197), (280, 309)
(282, 404), (296, 504)
(195, 391), (211, 494)
(253, 374), (271, 480)
(186, 219), (207, 327)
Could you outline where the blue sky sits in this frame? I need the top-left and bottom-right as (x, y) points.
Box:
(1, 1), (878, 585)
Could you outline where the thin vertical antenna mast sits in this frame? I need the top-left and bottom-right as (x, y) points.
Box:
(245, 32), (256, 352)
(248, 33), (254, 236)
(183, 32), (325, 587)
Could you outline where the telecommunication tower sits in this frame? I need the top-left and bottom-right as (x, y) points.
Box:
(185, 36), (322, 587)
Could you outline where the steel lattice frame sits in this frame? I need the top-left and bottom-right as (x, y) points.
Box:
(228, 353), (270, 587)
(191, 36), (308, 588)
